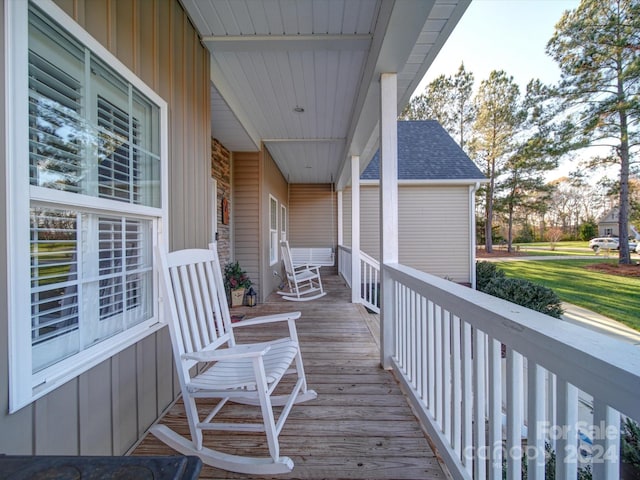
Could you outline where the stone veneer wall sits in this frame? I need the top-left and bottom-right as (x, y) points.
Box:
(211, 138), (232, 265)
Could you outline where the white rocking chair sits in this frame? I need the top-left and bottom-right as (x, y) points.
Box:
(151, 247), (317, 474)
(277, 241), (327, 302)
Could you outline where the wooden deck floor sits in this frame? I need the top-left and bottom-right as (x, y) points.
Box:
(132, 273), (446, 479)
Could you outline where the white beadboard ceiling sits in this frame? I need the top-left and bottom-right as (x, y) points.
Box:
(182, 0), (470, 186)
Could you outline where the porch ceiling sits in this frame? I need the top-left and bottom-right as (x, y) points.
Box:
(182, 0), (470, 186)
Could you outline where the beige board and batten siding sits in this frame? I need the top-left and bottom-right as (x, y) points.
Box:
(0, 0), (211, 456)
(233, 151), (261, 299)
(343, 184), (472, 284)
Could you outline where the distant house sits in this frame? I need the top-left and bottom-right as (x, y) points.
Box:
(598, 207), (620, 237)
(342, 120), (487, 286)
(597, 206), (640, 238)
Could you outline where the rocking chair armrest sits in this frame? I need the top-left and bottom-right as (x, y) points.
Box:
(293, 263), (320, 272)
(232, 311), (302, 328)
(182, 343), (271, 362)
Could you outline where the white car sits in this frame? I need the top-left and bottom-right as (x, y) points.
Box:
(588, 237), (619, 251)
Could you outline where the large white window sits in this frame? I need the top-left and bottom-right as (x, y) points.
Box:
(6, 1), (167, 411)
(269, 195), (278, 265)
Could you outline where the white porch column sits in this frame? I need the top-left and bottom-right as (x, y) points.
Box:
(380, 73), (398, 369)
(337, 190), (343, 247)
(469, 183), (479, 289)
(350, 156), (361, 304)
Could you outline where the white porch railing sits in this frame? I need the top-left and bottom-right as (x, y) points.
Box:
(338, 246), (640, 478)
(383, 262), (640, 480)
(360, 251), (380, 314)
(338, 245), (380, 314)
(338, 245), (352, 288)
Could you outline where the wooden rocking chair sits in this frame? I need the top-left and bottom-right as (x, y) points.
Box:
(151, 247), (317, 474)
(277, 241), (327, 302)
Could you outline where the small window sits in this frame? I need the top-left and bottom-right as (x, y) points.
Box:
(269, 195), (278, 265)
(281, 205), (287, 241)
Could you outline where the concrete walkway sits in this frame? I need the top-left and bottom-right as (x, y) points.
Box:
(561, 302), (640, 346)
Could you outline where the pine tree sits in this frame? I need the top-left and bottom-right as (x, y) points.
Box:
(546, 0), (640, 264)
(469, 71), (521, 253)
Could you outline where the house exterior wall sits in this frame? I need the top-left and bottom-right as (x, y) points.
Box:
(343, 184), (473, 284)
(289, 184), (337, 250)
(0, 0), (210, 456)
(232, 151), (261, 298)
(261, 148), (289, 300)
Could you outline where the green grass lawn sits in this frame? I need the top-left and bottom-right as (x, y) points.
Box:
(517, 241), (589, 249)
(494, 259), (640, 331)
(512, 248), (594, 256)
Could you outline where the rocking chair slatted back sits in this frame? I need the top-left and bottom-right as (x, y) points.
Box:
(278, 241), (327, 301)
(281, 240), (296, 277)
(160, 249), (233, 373)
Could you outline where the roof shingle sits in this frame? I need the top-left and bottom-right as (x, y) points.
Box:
(362, 120), (485, 181)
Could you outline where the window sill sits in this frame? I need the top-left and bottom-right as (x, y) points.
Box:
(11, 320), (166, 413)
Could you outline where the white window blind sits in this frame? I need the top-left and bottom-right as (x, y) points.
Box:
(29, 208), (153, 373)
(28, 48), (84, 193)
(97, 97), (140, 203)
(30, 207), (80, 372)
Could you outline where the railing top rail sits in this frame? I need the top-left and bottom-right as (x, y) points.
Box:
(338, 244), (352, 254)
(384, 262), (640, 421)
(360, 251), (379, 267)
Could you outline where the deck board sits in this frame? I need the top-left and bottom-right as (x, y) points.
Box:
(132, 274), (446, 479)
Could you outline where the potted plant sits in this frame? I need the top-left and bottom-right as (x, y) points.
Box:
(223, 261), (252, 307)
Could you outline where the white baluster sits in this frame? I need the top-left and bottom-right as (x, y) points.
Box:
(556, 379), (578, 480)
(488, 337), (503, 480)
(527, 363), (546, 480)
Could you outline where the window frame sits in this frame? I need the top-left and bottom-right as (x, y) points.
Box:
(280, 204), (287, 241)
(5, 0), (169, 412)
(269, 195), (278, 266)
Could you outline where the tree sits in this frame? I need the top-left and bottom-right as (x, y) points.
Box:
(546, 227), (564, 250)
(497, 80), (558, 250)
(630, 177), (640, 231)
(400, 74), (451, 125)
(400, 63), (475, 149)
(546, 0), (640, 264)
(469, 71), (521, 253)
(449, 63), (475, 149)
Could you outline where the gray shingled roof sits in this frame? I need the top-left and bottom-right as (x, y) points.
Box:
(361, 120), (485, 181)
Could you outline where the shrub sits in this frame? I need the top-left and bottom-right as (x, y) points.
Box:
(622, 417), (640, 472)
(476, 261), (505, 291)
(502, 442), (592, 480)
(476, 262), (564, 318)
(514, 224), (535, 243)
(481, 277), (564, 318)
(579, 219), (598, 241)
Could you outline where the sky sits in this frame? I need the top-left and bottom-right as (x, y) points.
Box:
(419, 0), (580, 93)
(417, 0), (583, 180)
